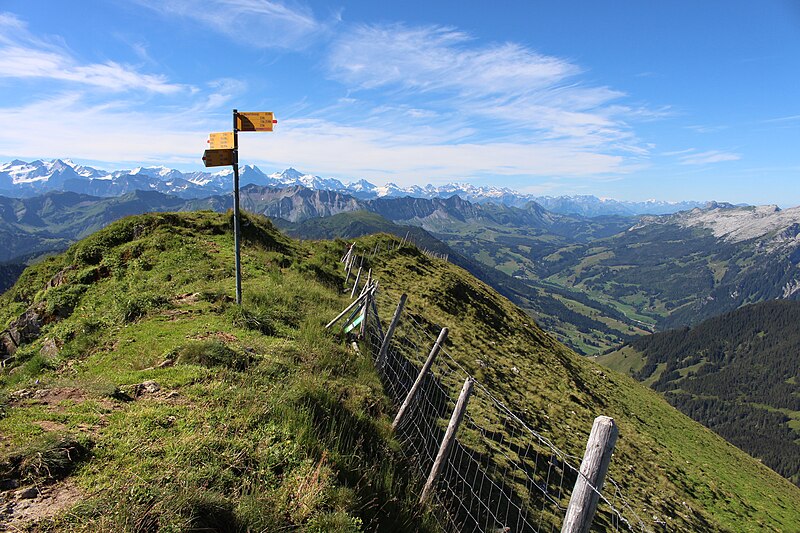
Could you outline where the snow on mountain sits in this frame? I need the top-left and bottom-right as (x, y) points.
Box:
(268, 168), (346, 190)
(0, 159), (741, 217)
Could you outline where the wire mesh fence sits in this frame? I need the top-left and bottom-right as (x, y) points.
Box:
(339, 243), (649, 532)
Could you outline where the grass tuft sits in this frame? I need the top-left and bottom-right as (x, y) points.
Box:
(1, 433), (91, 483)
(174, 340), (252, 371)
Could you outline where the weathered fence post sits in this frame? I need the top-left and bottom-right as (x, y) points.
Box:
(377, 293), (407, 368)
(420, 377), (474, 504)
(561, 416), (619, 533)
(392, 327), (448, 431)
(369, 291), (384, 340)
(344, 255), (354, 286)
(325, 291), (370, 329)
(359, 286), (371, 338)
(350, 266), (362, 298)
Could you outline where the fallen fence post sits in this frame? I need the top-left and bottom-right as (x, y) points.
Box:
(392, 327), (448, 431)
(420, 377), (474, 504)
(325, 291), (370, 329)
(561, 416), (619, 533)
(377, 293), (407, 368)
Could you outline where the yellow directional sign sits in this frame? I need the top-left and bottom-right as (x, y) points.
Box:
(208, 131), (234, 149)
(236, 111), (275, 132)
(202, 148), (234, 167)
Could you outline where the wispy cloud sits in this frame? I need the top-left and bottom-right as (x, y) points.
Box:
(0, 93), (208, 165)
(0, 12), (186, 93)
(686, 124), (728, 134)
(762, 114), (800, 123)
(677, 149), (741, 165)
(324, 23), (656, 173)
(134, 0), (328, 49)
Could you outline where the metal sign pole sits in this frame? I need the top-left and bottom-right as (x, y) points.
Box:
(232, 108), (242, 305)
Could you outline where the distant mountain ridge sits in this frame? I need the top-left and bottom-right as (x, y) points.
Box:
(0, 158), (724, 216)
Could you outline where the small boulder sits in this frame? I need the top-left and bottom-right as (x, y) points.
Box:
(16, 487), (39, 499)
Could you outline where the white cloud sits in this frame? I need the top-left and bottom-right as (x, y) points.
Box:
(678, 150), (741, 165)
(0, 93), (221, 166)
(236, 118), (634, 185)
(134, 0), (327, 49)
(0, 12), (186, 93)
(325, 24), (652, 166)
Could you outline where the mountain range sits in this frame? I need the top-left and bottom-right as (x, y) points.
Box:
(0, 158), (716, 216)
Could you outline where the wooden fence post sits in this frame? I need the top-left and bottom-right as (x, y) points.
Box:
(350, 266), (362, 298)
(392, 327), (448, 431)
(420, 377), (474, 504)
(325, 291), (370, 329)
(359, 287), (371, 338)
(561, 416), (619, 533)
(377, 293), (407, 369)
(344, 255), (354, 286)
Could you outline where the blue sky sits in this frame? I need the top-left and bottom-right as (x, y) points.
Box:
(0, 1), (798, 205)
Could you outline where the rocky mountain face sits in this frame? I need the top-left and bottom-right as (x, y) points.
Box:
(1, 159), (723, 216)
(239, 186), (362, 223)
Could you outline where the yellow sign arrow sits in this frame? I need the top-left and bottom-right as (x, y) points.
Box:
(236, 111), (276, 132)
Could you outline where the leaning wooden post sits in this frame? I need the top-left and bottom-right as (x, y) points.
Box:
(325, 291), (370, 329)
(420, 377), (474, 504)
(344, 255), (355, 286)
(392, 327), (448, 431)
(377, 294), (407, 369)
(359, 287), (371, 339)
(561, 416), (619, 533)
(350, 266), (363, 298)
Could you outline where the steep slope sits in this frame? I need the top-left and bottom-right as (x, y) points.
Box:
(0, 263), (25, 294)
(357, 235), (800, 531)
(597, 300), (800, 486)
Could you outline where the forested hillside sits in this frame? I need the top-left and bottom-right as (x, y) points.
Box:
(598, 300), (800, 485)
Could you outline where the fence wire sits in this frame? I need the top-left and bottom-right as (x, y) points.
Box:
(344, 243), (649, 532)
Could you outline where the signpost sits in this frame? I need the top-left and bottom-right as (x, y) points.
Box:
(208, 131), (234, 150)
(202, 109), (277, 305)
(202, 148), (234, 167)
(236, 112), (275, 132)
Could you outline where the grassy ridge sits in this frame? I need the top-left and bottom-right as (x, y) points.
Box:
(0, 212), (434, 531)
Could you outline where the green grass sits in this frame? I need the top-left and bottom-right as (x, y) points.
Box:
(0, 212), (436, 532)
